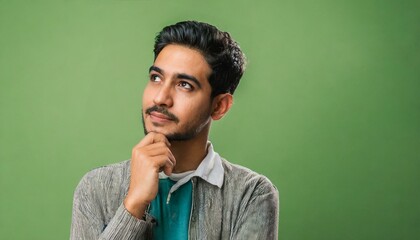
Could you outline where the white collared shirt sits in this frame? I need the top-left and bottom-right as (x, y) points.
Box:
(158, 142), (224, 203)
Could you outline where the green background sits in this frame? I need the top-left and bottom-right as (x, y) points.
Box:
(1, 0), (419, 239)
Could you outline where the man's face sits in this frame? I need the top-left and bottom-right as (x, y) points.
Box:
(142, 44), (213, 141)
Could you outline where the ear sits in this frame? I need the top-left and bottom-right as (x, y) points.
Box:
(211, 93), (233, 120)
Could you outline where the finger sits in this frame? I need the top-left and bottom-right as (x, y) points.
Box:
(141, 142), (168, 152)
(151, 155), (174, 173)
(139, 144), (176, 164)
(135, 132), (170, 148)
(132, 141), (164, 154)
(150, 132), (170, 145)
(161, 158), (175, 176)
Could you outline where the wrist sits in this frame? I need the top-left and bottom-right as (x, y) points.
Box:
(123, 196), (149, 219)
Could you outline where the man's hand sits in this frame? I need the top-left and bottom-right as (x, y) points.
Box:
(123, 132), (176, 219)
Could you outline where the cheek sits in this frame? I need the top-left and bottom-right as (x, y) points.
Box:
(182, 97), (212, 118)
(142, 86), (154, 106)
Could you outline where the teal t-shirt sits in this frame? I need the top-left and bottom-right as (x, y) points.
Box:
(149, 178), (193, 240)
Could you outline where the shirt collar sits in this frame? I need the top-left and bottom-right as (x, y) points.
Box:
(159, 142), (225, 194)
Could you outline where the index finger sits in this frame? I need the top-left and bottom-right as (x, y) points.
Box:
(136, 132), (170, 148)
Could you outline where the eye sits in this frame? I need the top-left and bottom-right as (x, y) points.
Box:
(178, 81), (193, 90)
(150, 74), (162, 82)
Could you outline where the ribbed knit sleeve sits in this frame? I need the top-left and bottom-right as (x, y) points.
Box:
(70, 162), (152, 239)
(99, 203), (149, 239)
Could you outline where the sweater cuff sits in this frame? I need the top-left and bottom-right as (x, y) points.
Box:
(100, 203), (149, 239)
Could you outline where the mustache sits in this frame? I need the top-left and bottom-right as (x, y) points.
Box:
(145, 105), (179, 123)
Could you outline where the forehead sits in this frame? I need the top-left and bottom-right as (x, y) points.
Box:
(153, 44), (212, 83)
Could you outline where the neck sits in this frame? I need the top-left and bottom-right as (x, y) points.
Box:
(169, 126), (210, 173)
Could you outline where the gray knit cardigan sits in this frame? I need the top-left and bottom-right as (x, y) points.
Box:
(71, 159), (279, 239)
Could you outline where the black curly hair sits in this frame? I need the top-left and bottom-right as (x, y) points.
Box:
(153, 21), (246, 98)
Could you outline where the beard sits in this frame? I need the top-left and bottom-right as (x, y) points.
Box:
(142, 105), (211, 142)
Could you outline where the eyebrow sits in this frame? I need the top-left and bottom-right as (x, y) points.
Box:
(149, 65), (202, 88)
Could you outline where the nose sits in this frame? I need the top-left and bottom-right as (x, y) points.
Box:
(153, 84), (173, 107)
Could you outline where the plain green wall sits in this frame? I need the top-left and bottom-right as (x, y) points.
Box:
(1, 1), (419, 239)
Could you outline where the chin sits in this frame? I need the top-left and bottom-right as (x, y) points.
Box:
(144, 125), (172, 136)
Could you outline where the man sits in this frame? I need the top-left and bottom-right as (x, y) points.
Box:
(71, 21), (279, 239)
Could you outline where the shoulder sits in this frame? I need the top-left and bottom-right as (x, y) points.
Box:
(72, 160), (132, 224)
(80, 160), (130, 183)
(221, 159), (278, 197)
(74, 160), (131, 198)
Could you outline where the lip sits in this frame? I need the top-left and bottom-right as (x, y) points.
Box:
(149, 111), (173, 122)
